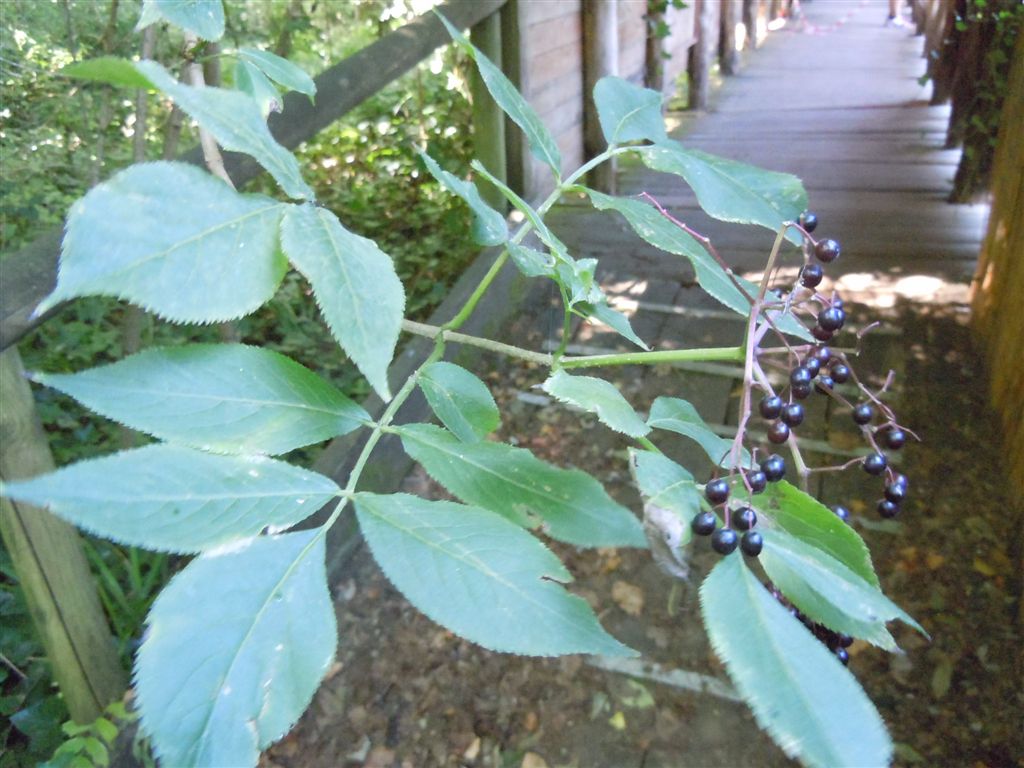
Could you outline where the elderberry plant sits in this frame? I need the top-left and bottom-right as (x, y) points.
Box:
(1, 3), (925, 767)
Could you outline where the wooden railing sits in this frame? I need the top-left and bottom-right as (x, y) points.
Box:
(0, 0), (509, 724)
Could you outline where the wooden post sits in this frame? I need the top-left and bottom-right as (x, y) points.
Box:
(470, 10), (508, 212)
(583, 0), (619, 193)
(720, 0), (740, 75)
(689, 0), (719, 109)
(0, 349), (126, 722)
(645, 3), (665, 93)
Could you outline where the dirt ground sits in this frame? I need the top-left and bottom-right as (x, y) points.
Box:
(261, 302), (1023, 768)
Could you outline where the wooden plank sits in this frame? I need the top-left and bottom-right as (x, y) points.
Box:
(470, 11), (508, 212)
(0, 348), (127, 722)
(0, 0), (508, 352)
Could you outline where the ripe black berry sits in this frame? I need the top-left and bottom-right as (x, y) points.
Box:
(812, 326), (834, 342)
(781, 403), (805, 427)
(759, 394), (783, 420)
(799, 211), (819, 233)
(800, 263), (824, 288)
(835, 647), (850, 665)
(804, 357), (822, 377)
(882, 427), (906, 450)
(877, 499), (900, 518)
(760, 454), (786, 481)
(705, 478), (730, 504)
(862, 452), (888, 475)
(884, 482), (906, 503)
(711, 527), (739, 555)
(792, 382), (812, 400)
(815, 238), (841, 263)
(747, 470), (767, 494)
(691, 511), (717, 536)
(790, 366), (813, 387)
(733, 506), (758, 531)
(815, 375), (835, 393)
(818, 307), (846, 333)
(741, 531), (763, 557)
(830, 362), (851, 383)
(831, 504), (850, 522)
(838, 633), (854, 648)
(852, 403), (875, 425)
(768, 421), (791, 444)
(814, 346), (832, 364)
(832, 298), (845, 311)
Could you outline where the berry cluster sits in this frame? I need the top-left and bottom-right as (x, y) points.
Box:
(766, 584), (853, 665)
(691, 454), (788, 558)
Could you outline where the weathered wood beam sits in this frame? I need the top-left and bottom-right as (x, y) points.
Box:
(582, 0), (619, 193)
(0, 348), (127, 722)
(0, 0), (507, 352)
(470, 11), (508, 212)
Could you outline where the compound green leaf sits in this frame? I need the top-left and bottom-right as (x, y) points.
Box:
(556, 257), (604, 307)
(593, 76), (667, 146)
(418, 151), (508, 246)
(34, 344), (369, 455)
(280, 204), (405, 401)
(648, 396), (750, 468)
(355, 493), (635, 657)
(35, 162), (286, 321)
(507, 243), (555, 278)
(439, 14), (561, 176)
(397, 423), (645, 548)
(234, 59), (282, 118)
(237, 47), (316, 99)
(542, 370), (649, 438)
(630, 449), (700, 522)
(136, 530), (335, 767)
(138, 0), (225, 41)
(701, 556), (892, 768)
(135, 61), (312, 199)
(581, 301), (650, 350)
(639, 144), (807, 245)
(60, 56), (154, 89)
(738, 480), (879, 588)
(586, 190), (811, 341)
(760, 529), (924, 651)
(0, 445), (339, 554)
(418, 361), (500, 442)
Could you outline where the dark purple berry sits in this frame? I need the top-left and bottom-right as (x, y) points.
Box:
(852, 403), (875, 425)
(804, 357), (821, 378)
(759, 395), (783, 420)
(800, 263), (824, 288)
(863, 452), (888, 476)
(781, 403), (805, 427)
(741, 531), (764, 557)
(818, 307), (846, 333)
(792, 382), (812, 400)
(768, 421), (791, 444)
(799, 211), (819, 233)
(835, 647), (850, 665)
(884, 481), (907, 503)
(705, 478), (730, 504)
(882, 427), (906, 450)
(790, 366), (813, 387)
(830, 362), (851, 383)
(691, 511), (717, 536)
(711, 527), (739, 555)
(815, 238), (841, 263)
(814, 346), (832, 364)
(838, 634), (854, 648)
(832, 298), (845, 311)
(877, 499), (900, 518)
(747, 470), (767, 494)
(760, 454), (786, 482)
(831, 504), (850, 522)
(815, 375), (835, 393)
(812, 326), (834, 342)
(733, 506), (757, 531)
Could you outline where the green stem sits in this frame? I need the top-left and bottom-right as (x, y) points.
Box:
(443, 249), (510, 331)
(561, 346), (744, 369)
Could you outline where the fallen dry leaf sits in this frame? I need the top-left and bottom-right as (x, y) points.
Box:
(521, 752), (550, 768)
(611, 580), (644, 616)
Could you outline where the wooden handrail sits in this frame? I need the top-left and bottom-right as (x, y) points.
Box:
(0, 0), (506, 351)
